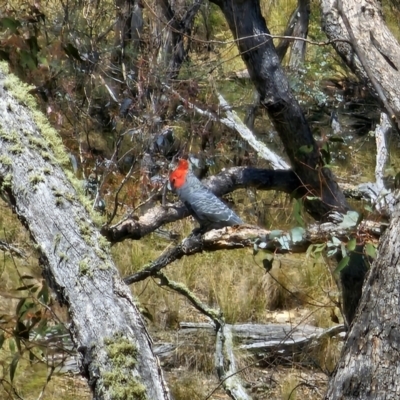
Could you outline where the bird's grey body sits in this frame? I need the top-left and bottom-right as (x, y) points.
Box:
(170, 161), (243, 231)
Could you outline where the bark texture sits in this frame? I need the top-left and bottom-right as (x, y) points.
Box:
(0, 66), (170, 399)
(211, 0), (349, 220)
(326, 200), (400, 399)
(276, 0), (310, 67)
(321, 0), (400, 126)
(155, 0), (203, 79)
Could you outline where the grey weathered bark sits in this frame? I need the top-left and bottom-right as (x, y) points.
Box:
(210, 0), (349, 220)
(318, 1), (400, 396)
(321, 0), (400, 128)
(276, 0), (310, 67)
(154, 0), (203, 79)
(0, 65), (170, 399)
(179, 322), (345, 360)
(288, 0), (310, 69)
(326, 199), (400, 399)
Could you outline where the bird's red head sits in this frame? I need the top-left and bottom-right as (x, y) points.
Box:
(170, 159), (189, 189)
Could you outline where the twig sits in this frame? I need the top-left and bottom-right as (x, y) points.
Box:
(163, 84), (289, 169)
(106, 161), (136, 226)
(155, 271), (222, 327)
(0, 239), (25, 258)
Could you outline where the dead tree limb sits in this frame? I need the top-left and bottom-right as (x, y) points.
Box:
(155, 273), (251, 399)
(102, 168), (299, 243)
(0, 239), (25, 258)
(124, 220), (382, 284)
(0, 64), (170, 399)
(156, 271), (222, 325)
(215, 324), (252, 400)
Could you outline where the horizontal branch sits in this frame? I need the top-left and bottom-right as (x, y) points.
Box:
(124, 220), (382, 284)
(102, 168), (299, 243)
(102, 163), (390, 245)
(163, 322), (346, 363)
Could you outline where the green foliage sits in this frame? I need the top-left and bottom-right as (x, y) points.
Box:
(365, 243), (377, 259)
(333, 256), (350, 274)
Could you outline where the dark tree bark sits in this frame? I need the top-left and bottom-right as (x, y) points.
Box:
(210, 0), (349, 220)
(247, 0), (310, 129)
(336, 245), (369, 327)
(0, 66), (170, 399)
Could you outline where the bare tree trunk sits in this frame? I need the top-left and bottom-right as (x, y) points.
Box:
(326, 199), (400, 399)
(288, 0), (310, 69)
(247, 0), (310, 130)
(276, 0), (310, 67)
(0, 65), (170, 399)
(112, 0), (143, 88)
(318, 1), (400, 396)
(154, 0), (203, 79)
(210, 0), (348, 220)
(321, 0), (400, 127)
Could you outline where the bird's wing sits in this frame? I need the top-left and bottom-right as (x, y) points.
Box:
(188, 194), (243, 226)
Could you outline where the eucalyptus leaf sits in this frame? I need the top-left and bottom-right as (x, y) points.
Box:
(334, 256), (350, 274)
(365, 243), (377, 259)
(347, 238), (356, 251)
(290, 227), (305, 243)
(10, 353), (20, 382)
(278, 235), (291, 250)
(339, 211), (359, 229)
(327, 249), (338, 257)
(269, 230), (283, 239)
(298, 145), (313, 154)
(262, 258), (273, 272)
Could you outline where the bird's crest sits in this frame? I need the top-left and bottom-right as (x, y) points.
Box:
(170, 159), (189, 189)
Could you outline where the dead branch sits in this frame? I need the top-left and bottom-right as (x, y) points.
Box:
(165, 322), (345, 365)
(215, 324), (252, 400)
(124, 220), (383, 284)
(101, 168), (299, 243)
(155, 271), (251, 398)
(156, 271), (222, 325)
(0, 239), (25, 258)
(164, 84), (289, 169)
